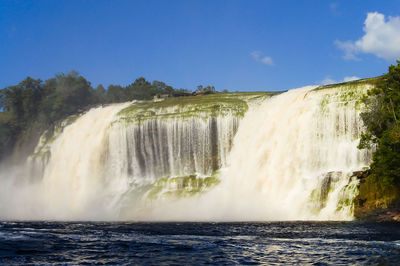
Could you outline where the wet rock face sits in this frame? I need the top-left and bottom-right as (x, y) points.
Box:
(317, 172), (335, 209)
(320, 172), (335, 205)
(355, 206), (400, 222)
(353, 170), (400, 222)
(352, 170), (371, 183)
(308, 171), (358, 216)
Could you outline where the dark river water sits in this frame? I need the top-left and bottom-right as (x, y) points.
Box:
(0, 221), (399, 265)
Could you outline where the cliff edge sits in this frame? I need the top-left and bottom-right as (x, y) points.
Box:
(354, 170), (400, 222)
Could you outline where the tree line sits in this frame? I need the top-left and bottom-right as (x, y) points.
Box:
(358, 61), (400, 201)
(0, 71), (216, 160)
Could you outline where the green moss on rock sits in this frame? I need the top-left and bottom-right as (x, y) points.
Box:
(314, 76), (382, 91)
(146, 173), (221, 200)
(311, 79), (378, 113)
(29, 114), (80, 165)
(335, 177), (359, 214)
(353, 170), (400, 221)
(116, 92), (277, 125)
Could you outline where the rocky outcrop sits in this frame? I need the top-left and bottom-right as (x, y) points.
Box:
(353, 170), (400, 222)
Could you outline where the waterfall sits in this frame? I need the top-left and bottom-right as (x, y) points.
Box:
(196, 85), (371, 221)
(105, 116), (239, 183)
(38, 103), (131, 219)
(0, 84), (373, 221)
(134, 85), (372, 221)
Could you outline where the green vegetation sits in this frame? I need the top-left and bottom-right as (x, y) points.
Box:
(309, 176), (334, 212)
(116, 91), (275, 125)
(0, 71), (227, 160)
(29, 114), (80, 165)
(313, 77), (381, 114)
(357, 61), (400, 209)
(335, 176), (360, 214)
(314, 76), (383, 91)
(0, 72), (97, 160)
(146, 173), (221, 200)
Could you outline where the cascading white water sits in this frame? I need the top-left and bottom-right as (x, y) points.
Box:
(33, 103), (130, 219)
(136, 85), (372, 221)
(0, 84), (373, 221)
(38, 103), (133, 219)
(106, 116), (239, 184)
(198, 85), (371, 220)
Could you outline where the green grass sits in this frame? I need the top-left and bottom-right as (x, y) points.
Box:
(313, 76), (383, 91)
(313, 77), (380, 113)
(116, 91), (278, 125)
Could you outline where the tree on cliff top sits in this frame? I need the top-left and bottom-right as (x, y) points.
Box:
(0, 73), (180, 160)
(359, 60), (400, 193)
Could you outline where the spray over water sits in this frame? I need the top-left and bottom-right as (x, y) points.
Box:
(0, 85), (372, 221)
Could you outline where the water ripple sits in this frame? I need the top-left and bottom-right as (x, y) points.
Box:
(0, 221), (399, 265)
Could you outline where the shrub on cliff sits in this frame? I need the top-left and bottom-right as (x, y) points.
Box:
(359, 60), (400, 195)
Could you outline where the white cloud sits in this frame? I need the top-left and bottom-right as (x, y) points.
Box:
(319, 76), (360, 85)
(330, 2), (340, 16)
(336, 12), (400, 61)
(251, 51), (274, 66)
(251, 51), (261, 60)
(321, 77), (337, 85)
(334, 40), (361, 60)
(343, 76), (360, 82)
(261, 56), (274, 65)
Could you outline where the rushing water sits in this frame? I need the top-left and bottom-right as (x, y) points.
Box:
(196, 86), (371, 221)
(0, 221), (399, 265)
(0, 84), (373, 220)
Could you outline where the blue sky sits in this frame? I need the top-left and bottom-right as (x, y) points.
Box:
(1, 0), (400, 91)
